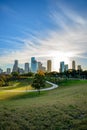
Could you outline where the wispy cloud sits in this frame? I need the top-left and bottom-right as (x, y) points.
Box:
(0, 4), (87, 70)
(0, 4), (16, 17)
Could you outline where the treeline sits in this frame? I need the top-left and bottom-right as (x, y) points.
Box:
(0, 74), (11, 87)
(45, 70), (87, 79)
(0, 72), (34, 87)
(45, 70), (87, 86)
(0, 70), (87, 87)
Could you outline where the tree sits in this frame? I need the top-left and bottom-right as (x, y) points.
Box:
(32, 70), (45, 94)
(0, 74), (10, 87)
(0, 78), (5, 87)
(11, 72), (20, 80)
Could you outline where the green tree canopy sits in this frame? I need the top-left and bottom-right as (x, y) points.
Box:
(32, 71), (45, 94)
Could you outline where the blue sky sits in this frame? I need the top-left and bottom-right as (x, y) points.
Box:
(0, 0), (87, 71)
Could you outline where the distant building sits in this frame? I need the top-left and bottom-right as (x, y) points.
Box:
(0, 68), (3, 74)
(38, 62), (46, 72)
(41, 66), (46, 72)
(60, 61), (65, 72)
(25, 63), (29, 73)
(64, 64), (68, 71)
(38, 62), (42, 71)
(47, 60), (52, 72)
(19, 68), (24, 74)
(6, 68), (11, 74)
(77, 65), (82, 71)
(31, 57), (38, 73)
(12, 60), (18, 72)
(72, 60), (76, 70)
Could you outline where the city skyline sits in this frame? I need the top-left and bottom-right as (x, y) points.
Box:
(0, 0), (87, 71)
(0, 57), (83, 74)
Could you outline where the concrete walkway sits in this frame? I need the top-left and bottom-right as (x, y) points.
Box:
(1, 81), (58, 92)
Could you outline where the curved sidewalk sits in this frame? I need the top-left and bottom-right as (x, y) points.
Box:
(1, 81), (58, 92)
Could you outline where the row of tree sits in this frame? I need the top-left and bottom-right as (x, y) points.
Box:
(45, 70), (87, 79)
(0, 69), (87, 88)
(0, 75), (11, 87)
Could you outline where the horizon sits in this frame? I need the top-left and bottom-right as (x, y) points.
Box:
(0, 57), (85, 72)
(0, 0), (87, 71)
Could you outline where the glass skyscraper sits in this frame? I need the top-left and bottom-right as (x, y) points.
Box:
(31, 57), (38, 73)
(72, 60), (76, 70)
(25, 63), (29, 73)
(12, 60), (18, 72)
(60, 61), (65, 72)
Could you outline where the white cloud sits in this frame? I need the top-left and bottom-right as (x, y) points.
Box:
(0, 5), (87, 71)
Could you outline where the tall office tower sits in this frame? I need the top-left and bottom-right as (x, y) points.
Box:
(19, 68), (24, 74)
(60, 61), (65, 73)
(47, 60), (52, 72)
(25, 63), (29, 73)
(64, 64), (68, 71)
(72, 60), (76, 70)
(77, 65), (82, 71)
(31, 57), (38, 73)
(7, 68), (11, 74)
(42, 66), (46, 72)
(38, 62), (46, 72)
(0, 68), (3, 74)
(12, 60), (18, 72)
(38, 62), (42, 71)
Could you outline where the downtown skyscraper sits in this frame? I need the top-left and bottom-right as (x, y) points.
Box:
(47, 60), (52, 72)
(31, 57), (38, 73)
(72, 60), (76, 70)
(25, 63), (29, 73)
(12, 60), (18, 72)
(60, 61), (65, 73)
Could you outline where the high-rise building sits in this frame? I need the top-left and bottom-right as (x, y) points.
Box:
(0, 68), (3, 74)
(7, 68), (11, 74)
(38, 62), (42, 71)
(72, 60), (76, 70)
(19, 68), (24, 74)
(77, 65), (82, 70)
(60, 61), (65, 72)
(31, 57), (38, 73)
(47, 60), (52, 72)
(42, 66), (46, 72)
(12, 60), (18, 72)
(64, 64), (68, 71)
(25, 63), (29, 73)
(38, 62), (46, 72)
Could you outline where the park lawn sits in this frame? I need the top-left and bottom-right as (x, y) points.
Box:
(0, 80), (51, 100)
(0, 80), (87, 130)
(0, 85), (33, 100)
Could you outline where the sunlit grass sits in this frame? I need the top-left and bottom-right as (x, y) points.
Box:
(0, 84), (34, 100)
(0, 91), (22, 100)
(0, 80), (87, 130)
(0, 80), (51, 100)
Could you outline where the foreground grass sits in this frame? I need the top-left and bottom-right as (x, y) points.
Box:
(0, 80), (87, 130)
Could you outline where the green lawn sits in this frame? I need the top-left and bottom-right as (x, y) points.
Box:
(0, 80), (87, 130)
(0, 78), (51, 100)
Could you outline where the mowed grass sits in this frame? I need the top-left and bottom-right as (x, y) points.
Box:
(0, 80), (87, 130)
(0, 78), (51, 100)
(0, 78), (33, 100)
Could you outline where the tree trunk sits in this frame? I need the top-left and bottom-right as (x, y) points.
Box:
(38, 89), (40, 94)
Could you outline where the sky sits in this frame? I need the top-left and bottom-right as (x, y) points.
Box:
(0, 0), (87, 71)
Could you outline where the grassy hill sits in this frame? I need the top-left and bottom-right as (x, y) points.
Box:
(0, 78), (51, 100)
(0, 80), (87, 130)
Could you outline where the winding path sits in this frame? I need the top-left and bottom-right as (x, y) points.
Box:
(1, 81), (58, 92)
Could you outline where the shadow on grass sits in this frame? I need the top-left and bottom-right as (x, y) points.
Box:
(7, 91), (46, 101)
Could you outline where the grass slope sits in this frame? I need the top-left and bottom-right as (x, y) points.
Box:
(0, 80), (87, 130)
